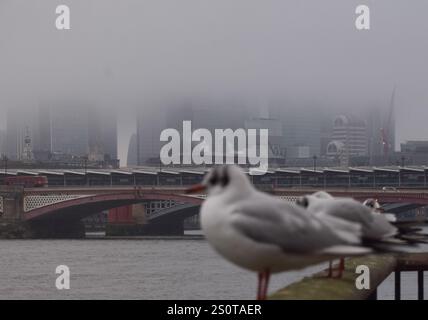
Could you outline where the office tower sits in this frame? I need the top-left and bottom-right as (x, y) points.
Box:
(326, 115), (368, 165)
(135, 96), (250, 165)
(245, 117), (284, 165)
(5, 108), (37, 160)
(33, 105), (52, 161)
(5, 108), (21, 160)
(401, 141), (428, 153)
(320, 116), (334, 157)
(127, 134), (137, 166)
(364, 106), (383, 159)
(0, 129), (5, 156)
(268, 100), (323, 159)
(361, 96), (396, 165)
(136, 102), (168, 165)
(98, 109), (118, 160)
(51, 103), (90, 157)
(88, 107), (117, 161)
(50, 103), (118, 161)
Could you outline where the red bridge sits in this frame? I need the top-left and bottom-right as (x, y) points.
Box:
(0, 186), (427, 238)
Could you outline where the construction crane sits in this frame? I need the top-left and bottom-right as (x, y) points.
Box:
(381, 86), (396, 158)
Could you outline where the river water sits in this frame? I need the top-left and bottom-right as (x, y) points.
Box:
(0, 237), (427, 300)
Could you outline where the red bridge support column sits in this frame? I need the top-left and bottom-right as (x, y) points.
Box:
(108, 205), (136, 224)
(106, 204), (148, 236)
(106, 204), (186, 236)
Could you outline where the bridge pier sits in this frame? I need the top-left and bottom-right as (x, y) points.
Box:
(0, 220), (85, 239)
(106, 219), (184, 236)
(106, 204), (185, 236)
(0, 187), (31, 238)
(1, 186), (24, 220)
(28, 219), (86, 239)
(0, 220), (34, 238)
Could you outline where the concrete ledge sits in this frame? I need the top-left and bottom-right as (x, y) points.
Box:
(270, 255), (396, 300)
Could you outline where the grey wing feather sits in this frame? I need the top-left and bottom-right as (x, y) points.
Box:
(308, 198), (397, 239)
(229, 196), (362, 254)
(308, 198), (374, 225)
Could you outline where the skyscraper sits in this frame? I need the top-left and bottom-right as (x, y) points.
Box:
(47, 103), (118, 162)
(268, 101), (323, 159)
(33, 104), (52, 161)
(88, 107), (117, 161)
(136, 103), (168, 165)
(134, 96), (250, 165)
(0, 129), (6, 157)
(51, 103), (90, 157)
(5, 108), (37, 160)
(126, 133), (137, 166)
(326, 115), (368, 166)
(361, 92), (396, 165)
(245, 117), (285, 165)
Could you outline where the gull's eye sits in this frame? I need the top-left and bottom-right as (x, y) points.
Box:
(209, 174), (219, 185)
(220, 173), (229, 187)
(219, 166), (230, 187)
(297, 197), (309, 208)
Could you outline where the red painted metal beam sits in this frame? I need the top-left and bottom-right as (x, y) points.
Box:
(22, 187), (428, 221)
(24, 191), (203, 221)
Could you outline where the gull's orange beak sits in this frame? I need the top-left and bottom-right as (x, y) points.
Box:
(185, 184), (206, 194)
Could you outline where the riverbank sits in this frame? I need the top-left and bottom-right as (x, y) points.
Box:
(85, 230), (205, 240)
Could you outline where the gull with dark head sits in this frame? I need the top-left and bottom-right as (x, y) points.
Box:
(296, 191), (428, 276)
(297, 192), (397, 241)
(297, 191), (398, 277)
(187, 165), (372, 299)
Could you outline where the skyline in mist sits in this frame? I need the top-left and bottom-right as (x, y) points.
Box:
(1, 1), (428, 164)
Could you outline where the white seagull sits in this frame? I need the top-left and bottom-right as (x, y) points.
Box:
(186, 165), (372, 299)
(295, 191), (422, 277)
(296, 191), (398, 241)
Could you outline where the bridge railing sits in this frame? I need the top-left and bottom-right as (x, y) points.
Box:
(2, 169), (428, 189)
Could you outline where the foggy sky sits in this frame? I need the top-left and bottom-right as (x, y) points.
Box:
(1, 0), (428, 164)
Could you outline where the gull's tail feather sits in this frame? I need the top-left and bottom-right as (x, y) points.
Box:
(362, 236), (422, 253)
(396, 234), (428, 244)
(392, 221), (428, 244)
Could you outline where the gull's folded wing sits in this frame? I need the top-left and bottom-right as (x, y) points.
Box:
(229, 195), (364, 254)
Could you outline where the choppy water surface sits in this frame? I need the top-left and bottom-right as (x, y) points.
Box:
(0, 238), (426, 299)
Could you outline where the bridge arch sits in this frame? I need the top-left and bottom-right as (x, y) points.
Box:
(23, 192), (203, 222)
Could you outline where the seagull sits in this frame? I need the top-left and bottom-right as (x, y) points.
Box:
(295, 191), (424, 277)
(362, 198), (428, 243)
(363, 198), (399, 222)
(363, 198), (383, 212)
(296, 192), (398, 241)
(186, 165), (372, 300)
